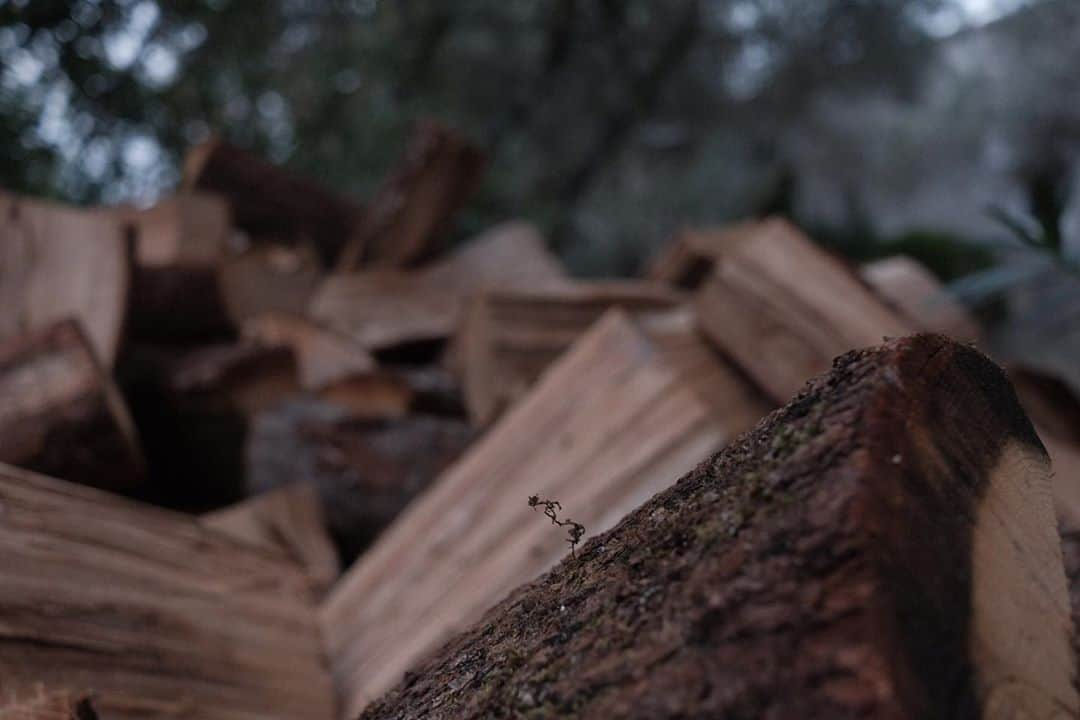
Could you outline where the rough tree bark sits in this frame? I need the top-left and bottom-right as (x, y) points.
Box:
(323, 310), (769, 716)
(358, 334), (1075, 720)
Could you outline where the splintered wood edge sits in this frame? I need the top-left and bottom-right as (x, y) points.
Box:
(972, 442), (1077, 719)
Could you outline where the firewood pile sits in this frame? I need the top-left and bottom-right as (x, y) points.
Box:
(2, 120), (1079, 719)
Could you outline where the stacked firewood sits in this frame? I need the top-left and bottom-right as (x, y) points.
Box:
(2, 124), (1079, 719)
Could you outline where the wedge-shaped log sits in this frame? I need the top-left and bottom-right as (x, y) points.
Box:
(0, 191), (129, 367)
(695, 217), (910, 403)
(311, 221), (568, 353)
(0, 463), (334, 720)
(322, 310), (769, 716)
(456, 281), (685, 425)
(0, 319), (142, 491)
(337, 120), (487, 270)
(358, 334), (1076, 720)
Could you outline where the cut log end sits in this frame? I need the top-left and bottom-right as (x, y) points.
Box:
(355, 334), (1075, 720)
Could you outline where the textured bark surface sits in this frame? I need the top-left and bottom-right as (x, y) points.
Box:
(337, 120), (487, 270)
(0, 319), (142, 491)
(0, 462), (334, 720)
(326, 311), (769, 717)
(0, 191), (130, 368)
(358, 334), (1073, 720)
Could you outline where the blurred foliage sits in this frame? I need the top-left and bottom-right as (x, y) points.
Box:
(1, 0), (960, 271)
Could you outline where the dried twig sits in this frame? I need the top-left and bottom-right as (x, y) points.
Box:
(528, 494), (585, 557)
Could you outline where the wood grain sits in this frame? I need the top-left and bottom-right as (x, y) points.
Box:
(0, 462), (334, 720)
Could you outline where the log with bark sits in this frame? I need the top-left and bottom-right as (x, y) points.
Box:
(202, 481), (340, 596)
(0, 190), (130, 368)
(322, 309), (770, 716)
(337, 120), (487, 270)
(0, 319), (142, 492)
(694, 217), (911, 403)
(311, 221), (569, 355)
(861, 254), (982, 342)
(358, 334), (1075, 720)
(455, 281), (685, 425)
(183, 137), (360, 264)
(0, 462), (334, 720)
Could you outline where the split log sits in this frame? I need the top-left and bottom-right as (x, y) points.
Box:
(311, 221), (569, 353)
(120, 192), (234, 340)
(248, 401), (473, 564)
(456, 281), (685, 425)
(1009, 366), (1080, 647)
(203, 481), (340, 596)
(646, 221), (761, 289)
(0, 462), (334, 720)
(337, 120), (487, 270)
(219, 243), (323, 326)
(358, 334), (1076, 720)
(0, 191), (130, 368)
(322, 309), (770, 716)
(183, 137), (360, 263)
(0, 689), (98, 719)
(695, 217), (911, 403)
(861, 255), (981, 341)
(243, 312), (376, 390)
(0, 319), (142, 492)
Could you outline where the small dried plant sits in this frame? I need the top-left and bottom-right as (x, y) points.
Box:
(528, 494), (585, 557)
